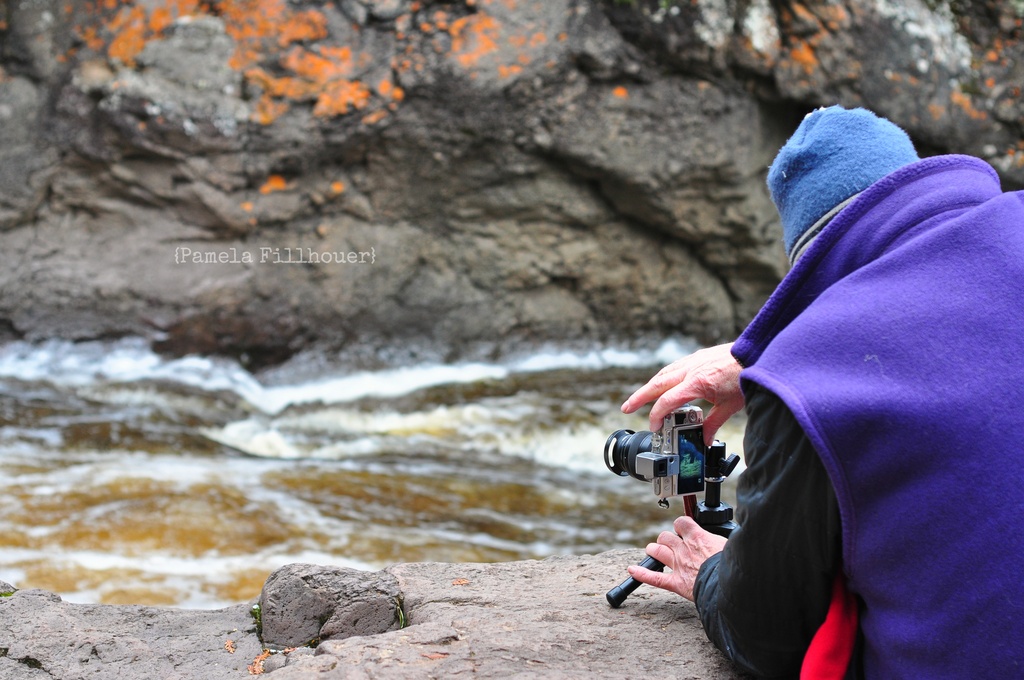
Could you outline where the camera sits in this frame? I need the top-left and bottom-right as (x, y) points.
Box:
(604, 404), (707, 505)
(604, 403), (741, 607)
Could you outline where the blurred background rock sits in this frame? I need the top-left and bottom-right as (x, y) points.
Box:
(2, 0), (1019, 369)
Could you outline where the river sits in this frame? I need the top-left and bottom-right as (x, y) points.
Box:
(0, 338), (745, 608)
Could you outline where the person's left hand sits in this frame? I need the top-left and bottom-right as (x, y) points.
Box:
(620, 343), (744, 445)
(627, 516), (727, 601)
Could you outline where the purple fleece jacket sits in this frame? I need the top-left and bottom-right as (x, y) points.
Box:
(732, 155), (1024, 678)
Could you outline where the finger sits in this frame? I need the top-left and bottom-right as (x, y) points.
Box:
(656, 530), (683, 547)
(702, 403), (741, 444)
(621, 370), (682, 413)
(647, 383), (704, 430)
(620, 390), (645, 414)
(651, 532), (684, 557)
(644, 539), (677, 567)
(672, 515), (702, 539)
(626, 564), (675, 590)
(621, 355), (699, 413)
(673, 515), (728, 558)
(622, 343), (737, 415)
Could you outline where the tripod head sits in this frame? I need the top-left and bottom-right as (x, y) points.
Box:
(606, 440), (740, 608)
(694, 441), (741, 537)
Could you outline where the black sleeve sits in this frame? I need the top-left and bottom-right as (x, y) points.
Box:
(692, 382), (843, 678)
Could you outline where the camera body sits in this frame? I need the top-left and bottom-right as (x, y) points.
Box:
(604, 403), (741, 607)
(605, 404), (706, 504)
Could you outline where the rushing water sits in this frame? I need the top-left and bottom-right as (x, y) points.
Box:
(0, 338), (745, 609)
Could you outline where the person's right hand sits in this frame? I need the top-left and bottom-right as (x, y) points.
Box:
(627, 515), (727, 601)
(620, 342), (744, 444)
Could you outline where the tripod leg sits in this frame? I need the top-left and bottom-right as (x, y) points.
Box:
(606, 556), (665, 608)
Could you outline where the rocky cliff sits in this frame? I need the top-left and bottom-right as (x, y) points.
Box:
(0, 0), (1021, 369)
(0, 552), (750, 679)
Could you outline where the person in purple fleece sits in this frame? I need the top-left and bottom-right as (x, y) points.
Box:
(621, 106), (1024, 679)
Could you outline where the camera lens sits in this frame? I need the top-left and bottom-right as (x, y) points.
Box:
(604, 429), (654, 481)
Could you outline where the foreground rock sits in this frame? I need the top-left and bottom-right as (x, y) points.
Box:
(0, 589), (263, 679)
(0, 551), (747, 679)
(257, 564), (404, 650)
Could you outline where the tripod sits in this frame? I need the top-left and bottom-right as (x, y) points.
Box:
(607, 441), (740, 608)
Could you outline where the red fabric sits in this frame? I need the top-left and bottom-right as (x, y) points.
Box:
(800, 572), (858, 680)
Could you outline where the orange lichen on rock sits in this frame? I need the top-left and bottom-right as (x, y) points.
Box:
(275, 9), (328, 47)
(105, 5), (148, 66)
(315, 79), (372, 116)
(274, 45), (374, 116)
(395, 13), (412, 38)
(248, 649), (271, 675)
(377, 79), (405, 101)
(950, 90), (987, 121)
(444, 10), (552, 80)
(813, 4), (848, 31)
(362, 109), (389, 125)
(246, 66), (316, 99)
(75, 0), (400, 124)
(259, 175), (290, 194)
(251, 96), (290, 125)
(987, 38), (1006, 64)
(789, 40), (817, 74)
(82, 0), (206, 67)
(243, 40), (381, 120)
(790, 2), (815, 23)
(497, 64), (522, 78)
(78, 25), (106, 52)
(148, 7), (174, 33)
(612, 86), (628, 98)
(283, 45), (354, 83)
(220, 0), (327, 70)
(449, 13), (501, 68)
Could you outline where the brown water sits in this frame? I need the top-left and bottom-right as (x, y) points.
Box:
(0, 339), (743, 608)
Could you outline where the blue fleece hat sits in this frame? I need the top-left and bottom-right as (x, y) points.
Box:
(767, 106), (919, 259)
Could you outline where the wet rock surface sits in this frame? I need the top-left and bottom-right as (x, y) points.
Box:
(0, 0), (1019, 368)
(0, 552), (748, 679)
